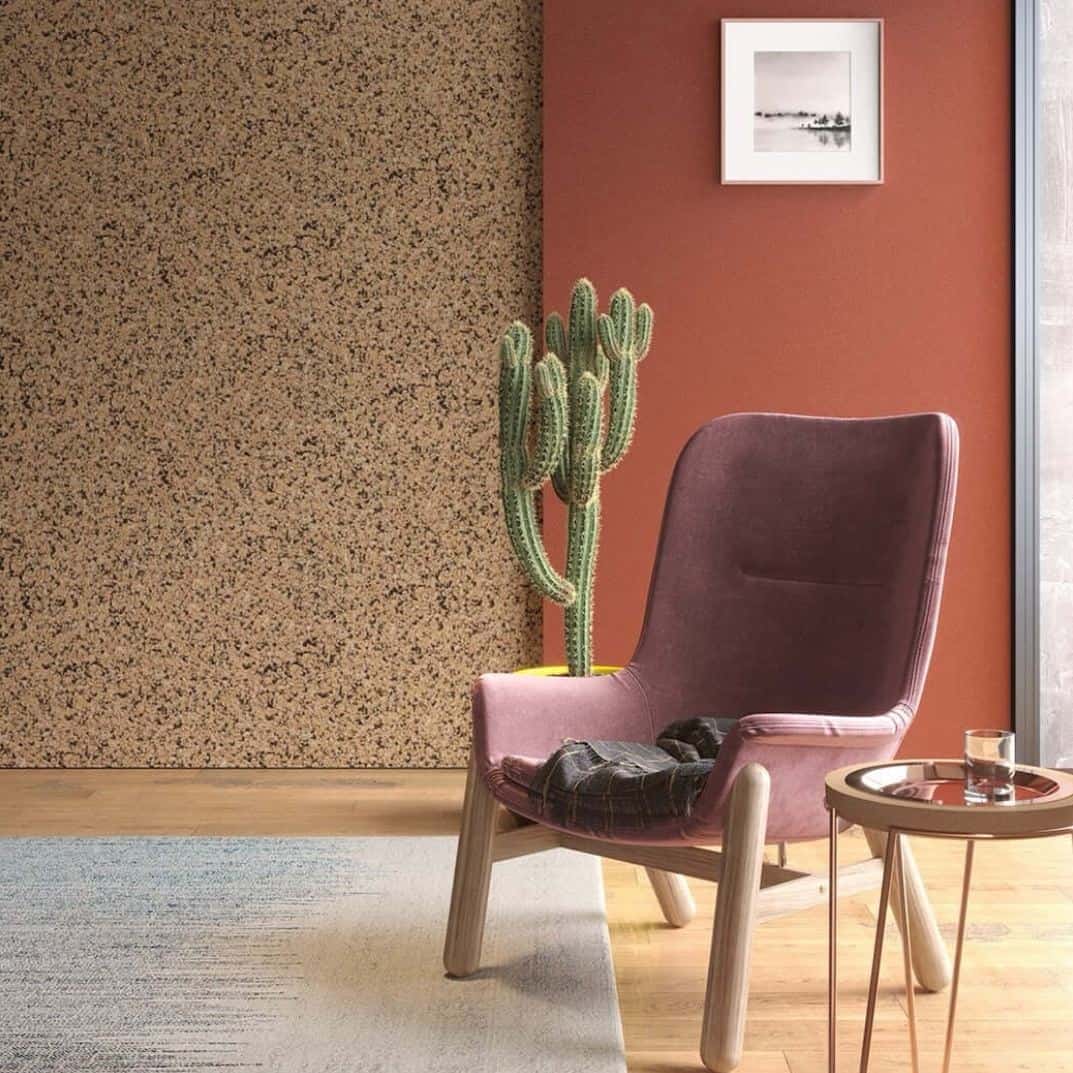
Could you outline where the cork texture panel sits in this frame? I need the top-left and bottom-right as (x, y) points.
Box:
(0, 1), (542, 766)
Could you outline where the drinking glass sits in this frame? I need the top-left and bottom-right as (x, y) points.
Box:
(964, 729), (1015, 803)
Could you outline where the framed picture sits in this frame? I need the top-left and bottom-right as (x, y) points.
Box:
(721, 19), (884, 184)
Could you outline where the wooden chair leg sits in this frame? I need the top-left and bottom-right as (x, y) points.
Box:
(700, 763), (771, 1073)
(864, 827), (951, 993)
(646, 868), (696, 927)
(443, 757), (498, 977)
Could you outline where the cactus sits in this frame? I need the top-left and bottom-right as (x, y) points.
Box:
(498, 278), (654, 676)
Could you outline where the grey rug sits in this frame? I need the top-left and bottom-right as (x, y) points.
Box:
(0, 837), (626, 1072)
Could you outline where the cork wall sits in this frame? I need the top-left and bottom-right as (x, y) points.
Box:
(0, 1), (542, 766)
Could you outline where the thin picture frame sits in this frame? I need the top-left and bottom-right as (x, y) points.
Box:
(721, 18), (885, 185)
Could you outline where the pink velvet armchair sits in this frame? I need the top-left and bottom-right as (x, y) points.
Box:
(445, 412), (959, 1072)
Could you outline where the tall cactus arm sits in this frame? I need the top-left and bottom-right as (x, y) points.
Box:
(596, 311), (622, 361)
(601, 347), (638, 473)
(499, 326), (575, 606)
(597, 292), (653, 472)
(634, 302), (654, 360)
(607, 288), (635, 355)
(567, 278), (598, 373)
(521, 354), (567, 489)
(501, 487), (576, 605)
(569, 371), (603, 506)
(498, 323), (532, 458)
(545, 313), (567, 361)
(551, 279), (600, 503)
(597, 302), (636, 473)
(545, 312), (571, 503)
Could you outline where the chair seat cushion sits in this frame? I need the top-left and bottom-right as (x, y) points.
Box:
(501, 717), (736, 838)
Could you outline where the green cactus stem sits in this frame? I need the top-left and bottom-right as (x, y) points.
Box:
(497, 278), (654, 676)
(498, 322), (574, 607)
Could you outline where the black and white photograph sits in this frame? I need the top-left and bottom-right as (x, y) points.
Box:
(753, 51), (851, 152)
(722, 18), (883, 184)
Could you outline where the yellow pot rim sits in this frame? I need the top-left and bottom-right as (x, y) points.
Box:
(513, 664), (622, 676)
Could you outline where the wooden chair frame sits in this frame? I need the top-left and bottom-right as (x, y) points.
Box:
(444, 759), (951, 1073)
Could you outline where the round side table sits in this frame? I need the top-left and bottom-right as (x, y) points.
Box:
(825, 760), (1073, 1073)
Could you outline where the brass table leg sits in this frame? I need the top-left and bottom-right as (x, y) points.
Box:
(942, 840), (976, 1073)
(896, 838), (921, 1073)
(860, 832), (898, 1073)
(829, 808), (838, 1073)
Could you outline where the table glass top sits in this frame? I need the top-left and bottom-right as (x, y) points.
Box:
(846, 761), (1066, 807)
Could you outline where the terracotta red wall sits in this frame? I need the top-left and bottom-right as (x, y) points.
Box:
(542, 0), (1011, 757)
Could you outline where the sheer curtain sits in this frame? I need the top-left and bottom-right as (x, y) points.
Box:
(1040, 0), (1073, 766)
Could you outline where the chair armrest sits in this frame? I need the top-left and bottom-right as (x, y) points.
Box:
(684, 706), (913, 843)
(735, 707), (911, 747)
(471, 668), (655, 776)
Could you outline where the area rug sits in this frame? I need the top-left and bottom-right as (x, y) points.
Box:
(0, 837), (626, 1072)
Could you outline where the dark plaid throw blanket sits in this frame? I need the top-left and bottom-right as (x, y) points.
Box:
(527, 717), (736, 837)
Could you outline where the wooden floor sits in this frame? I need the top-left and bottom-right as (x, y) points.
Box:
(2, 768), (1072, 1073)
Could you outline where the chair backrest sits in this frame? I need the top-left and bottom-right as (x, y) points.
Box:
(628, 413), (959, 727)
